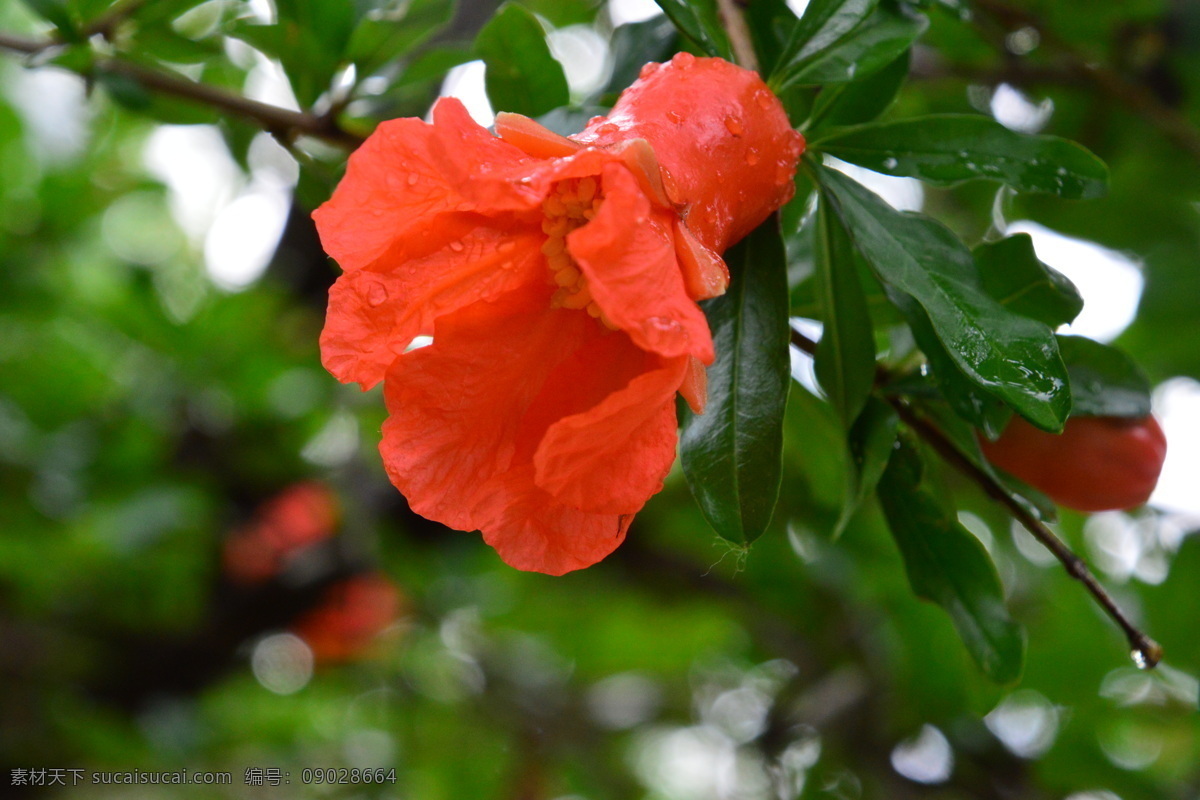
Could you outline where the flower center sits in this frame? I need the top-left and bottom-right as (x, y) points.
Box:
(541, 177), (615, 328)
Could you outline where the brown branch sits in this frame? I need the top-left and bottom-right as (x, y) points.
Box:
(789, 328), (1163, 669)
(715, 0), (759, 73)
(0, 31), (364, 149)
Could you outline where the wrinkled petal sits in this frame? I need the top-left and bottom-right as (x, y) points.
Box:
(569, 163), (714, 363)
(379, 288), (591, 531)
(321, 225), (545, 388)
(535, 353), (686, 514)
(475, 466), (633, 575)
(313, 98), (526, 271)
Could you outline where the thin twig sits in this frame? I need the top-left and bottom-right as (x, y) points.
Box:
(715, 0), (759, 73)
(789, 328), (1163, 668)
(0, 31), (364, 149)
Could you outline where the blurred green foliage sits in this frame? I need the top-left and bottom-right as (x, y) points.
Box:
(0, 0), (1197, 798)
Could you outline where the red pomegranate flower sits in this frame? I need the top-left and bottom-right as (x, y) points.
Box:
(314, 54), (804, 575)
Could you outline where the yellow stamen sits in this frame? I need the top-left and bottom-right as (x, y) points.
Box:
(540, 177), (617, 329)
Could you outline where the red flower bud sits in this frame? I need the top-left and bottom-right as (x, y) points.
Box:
(979, 415), (1167, 512)
(313, 56), (803, 574)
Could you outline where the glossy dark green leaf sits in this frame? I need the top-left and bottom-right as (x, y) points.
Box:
(681, 221), (791, 545)
(475, 3), (569, 118)
(651, 0), (733, 60)
(771, 0), (877, 89)
(816, 164), (1070, 432)
(890, 289), (1014, 438)
(1058, 335), (1152, 418)
(975, 234), (1083, 328)
(832, 396), (898, 537)
(878, 438), (1026, 683)
(808, 50), (908, 130)
(347, 0), (455, 76)
(744, 0), (799, 76)
(813, 196), (876, 428)
(601, 15), (678, 100)
(778, 6), (927, 89)
(815, 114), (1109, 199)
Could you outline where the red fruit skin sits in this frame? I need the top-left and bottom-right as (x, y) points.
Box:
(577, 53), (806, 255)
(979, 415), (1167, 512)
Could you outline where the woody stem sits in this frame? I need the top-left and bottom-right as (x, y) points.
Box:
(789, 328), (1163, 668)
(0, 31), (364, 149)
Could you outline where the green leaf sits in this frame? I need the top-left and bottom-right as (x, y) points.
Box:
(681, 220), (791, 545)
(744, 0), (799, 76)
(397, 46), (476, 87)
(893, 291), (1013, 438)
(20, 0), (78, 37)
(651, 0), (733, 60)
(808, 50), (908, 130)
(1058, 335), (1152, 418)
(813, 196), (876, 427)
(777, 5), (927, 89)
(347, 0), (456, 77)
(916, 398), (1058, 522)
(772, 0), (877, 88)
(877, 438), (1026, 683)
(475, 3), (569, 117)
(600, 15), (678, 100)
(833, 396), (898, 538)
(815, 114), (1109, 199)
(815, 163), (1070, 432)
(975, 234), (1083, 328)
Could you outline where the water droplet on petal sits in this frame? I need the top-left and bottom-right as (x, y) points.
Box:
(745, 149), (760, 166)
(598, 123), (619, 136)
(406, 173), (419, 186)
(1131, 649), (1148, 669)
(724, 116), (743, 136)
(674, 52), (695, 68)
(449, 240), (465, 253)
(755, 89), (773, 110)
(498, 240), (516, 253)
(883, 157), (899, 170)
(367, 283), (388, 307)
(639, 63), (659, 80)
(667, 110), (683, 124)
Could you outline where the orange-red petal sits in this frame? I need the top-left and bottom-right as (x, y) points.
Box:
(534, 353), (686, 514)
(568, 163), (714, 363)
(474, 466), (633, 575)
(379, 288), (588, 531)
(321, 223), (544, 389)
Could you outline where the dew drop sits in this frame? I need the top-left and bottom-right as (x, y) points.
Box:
(1131, 649), (1148, 670)
(639, 63), (659, 80)
(646, 316), (683, 334)
(666, 111), (683, 124)
(745, 149), (760, 166)
(724, 116), (743, 136)
(406, 173), (419, 186)
(498, 240), (516, 253)
(598, 123), (620, 135)
(449, 240), (465, 253)
(755, 90), (773, 110)
(674, 52), (695, 68)
(367, 283), (388, 307)
(883, 157), (899, 170)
